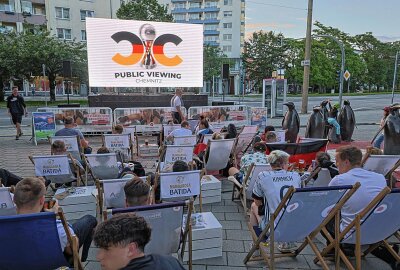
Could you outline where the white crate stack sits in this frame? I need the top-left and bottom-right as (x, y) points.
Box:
(183, 212), (222, 261)
(54, 186), (97, 223)
(194, 175), (221, 205)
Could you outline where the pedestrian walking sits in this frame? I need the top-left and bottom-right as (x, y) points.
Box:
(171, 88), (185, 124)
(6, 86), (27, 140)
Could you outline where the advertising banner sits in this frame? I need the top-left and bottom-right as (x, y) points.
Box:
(34, 156), (70, 177)
(160, 171), (201, 200)
(86, 18), (203, 87)
(32, 112), (56, 145)
(188, 106), (248, 127)
(37, 107), (113, 133)
(250, 107), (268, 128)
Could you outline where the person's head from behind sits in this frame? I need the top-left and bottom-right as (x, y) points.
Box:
(212, 132), (222, 140)
(253, 142), (267, 153)
(316, 152), (331, 167)
(264, 125), (275, 134)
(181, 121), (190, 129)
(175, 88), (183, 96)
(268, 150), (290, 170)
(64, 116), (75, 127)
(335, 146), (362, 174)
(52, 140), (67, 155)
(97, 147), (110, 154)
(94, 213), (151, 270)
(124, 177), (150, 207)
(227, 123), (237, 138)
(365, 146), (383, 156)
(113, 124), (123, 134)
(265, 131), (277, 143)
(14, 177), (46, 214)
(172, 160), (189, 172)
(199, 119), (209, 130)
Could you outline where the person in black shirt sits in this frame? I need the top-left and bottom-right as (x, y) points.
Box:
(6, 86), (27, 140)
(94, 213), (185, 270)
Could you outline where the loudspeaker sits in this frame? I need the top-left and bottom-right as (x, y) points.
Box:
(63, 60), (72, 78)
(222, 64), (229, 79)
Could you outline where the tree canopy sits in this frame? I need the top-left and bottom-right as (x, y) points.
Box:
(116, 0), (173, 22)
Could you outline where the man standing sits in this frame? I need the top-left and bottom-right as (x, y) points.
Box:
(55, 116), (91, 154)
(171, 88), (185, 124)
(7, 86), (28, 140)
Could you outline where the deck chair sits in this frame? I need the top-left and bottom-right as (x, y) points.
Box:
(235, 132), (257, 163)
(107, 200), (194, 270)
(0, 187), (16, 216)
(241, 125), (259, 134)
(159, 145), (195, 172)
(244, 184), (360, 270)
(102, 134), (133, 162)
(49, 135), (83, 163)
(202, 133), (213, 144)
(156, 170), (203, 211)
(163, 124), (181, 140)
(362, 155), (400, 180)
(316, 187), (400, 270)
(174, 135), (197, 146)
(0, 210), (83, 270)
(313, 168), (332, 187)
(203, 138), (236, 173)
(85, 153), (119, 180)
(231, 163), (272, 211)
(30, 154), (81, 186)
(96, 176), (149, 217)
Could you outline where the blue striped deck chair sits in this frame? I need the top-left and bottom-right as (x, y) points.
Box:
(106, 200), (194, 270)
(244, 183), (360, 270)
(0, 210), (83, 270)
(317, 187), (400, 270)
(0, 187), (16, 216)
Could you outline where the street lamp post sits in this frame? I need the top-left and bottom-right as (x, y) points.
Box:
(316, 34), (345, 107)
(392, 51), (399, 104)
(301, 0), (313, 114)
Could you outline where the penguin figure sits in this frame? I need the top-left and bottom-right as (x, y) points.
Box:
(305, 106), (325, 138)
(383, 104), (400, 155)
(320, 100), (330, 137)
(338, 100), (356, 142)
(282, 102), (300, 143)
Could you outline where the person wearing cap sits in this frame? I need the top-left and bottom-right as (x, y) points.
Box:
(373, 106), (390, 149)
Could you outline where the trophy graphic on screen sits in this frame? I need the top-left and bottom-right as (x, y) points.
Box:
(139, 24), (157, 69)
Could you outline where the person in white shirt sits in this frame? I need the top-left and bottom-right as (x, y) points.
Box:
(328, 146), (399, 269)
(171, 88), (185, 124)
(166, 121), (192, 143)
(251, 150), (301, 253)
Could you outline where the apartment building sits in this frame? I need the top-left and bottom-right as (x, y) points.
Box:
(0, 0), (46, 33)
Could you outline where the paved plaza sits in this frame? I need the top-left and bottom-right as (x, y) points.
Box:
(0, 96), (396, 269)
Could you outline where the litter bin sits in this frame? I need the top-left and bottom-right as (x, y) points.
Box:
(57, 103), (81, 108)
(211, 101), (235, 106)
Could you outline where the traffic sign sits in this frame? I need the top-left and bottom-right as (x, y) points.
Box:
(344, 70), (351, 81)
(301, 60), (310, 66)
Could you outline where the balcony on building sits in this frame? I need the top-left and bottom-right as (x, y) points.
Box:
(171, 8), (187, 14)
(203, 6), (219, 12)
(175, 19), (187, 23)
(204, 40), (219, 46)
(203, 18), (219, 24)
(187, 7), (202, 13)
(0, 22), (16, 32)
(171, 0), (186, 2)
(204, 30), (219, 35)
(188, 19), (203, 24)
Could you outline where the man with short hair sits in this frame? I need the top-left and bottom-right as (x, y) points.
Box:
(124, 177), (151, 207)
(7, 86), (28, 140)
(55, 116), (91, 154)
(172, 160), (189, 172)
(166, 121), (192, 142)
(13, 177), (97, 262)
(94, 213), (185, 270)
(171, 88), (185, 124)
(329, 146), (399, 269)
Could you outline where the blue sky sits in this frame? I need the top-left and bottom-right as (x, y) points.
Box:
(246, 0), (400, 42)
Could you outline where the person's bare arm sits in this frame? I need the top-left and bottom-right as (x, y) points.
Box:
(254, 198), (263, 207)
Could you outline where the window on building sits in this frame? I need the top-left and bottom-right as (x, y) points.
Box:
(174, 14), (186, 21)
(80, 10), (94, 21)
(33, 5), (45, 15)
(189, 2), (201, 8)
(223, 11), (232, 17)
(205, 1), (218, 8)
(0, 25), (15, 33)
(81, 30), (87, 41)
(55, 7), (70, 19)
(224, 0), (232, 5)
(0, 0), (15, 12)
(223, 22), (232, 28)
(223, 34), (232, 41)
(205, 12), (218, 19)
(21, 1), (32, 14)
(174, 2), (185, 9)
(205, 36), (218, 42)
(188, 13), (201, 20)
(57, 28), (72, 40)
(204, 24), (218, 31)
(223, 45), (232, 52)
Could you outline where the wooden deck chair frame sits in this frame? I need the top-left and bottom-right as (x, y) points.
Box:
(315, 187), (400, 270)
(29, 154), (82, 187)
(102, 133), (134, 161)
(154, 170), (205, 212)
(244, 183), (360, 270)
(105, 200), (194, 270)
(49, 135), (83, 161)
(96, 176), (152, 218)
(202, 138), (237, 174)
(361, 154), (400, 188)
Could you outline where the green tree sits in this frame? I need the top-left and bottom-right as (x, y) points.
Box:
(117, 0), (173, 22)
(203, 45), (226, 81)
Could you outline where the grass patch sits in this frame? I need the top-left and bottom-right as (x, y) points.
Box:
(0, 99), (88, 108)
